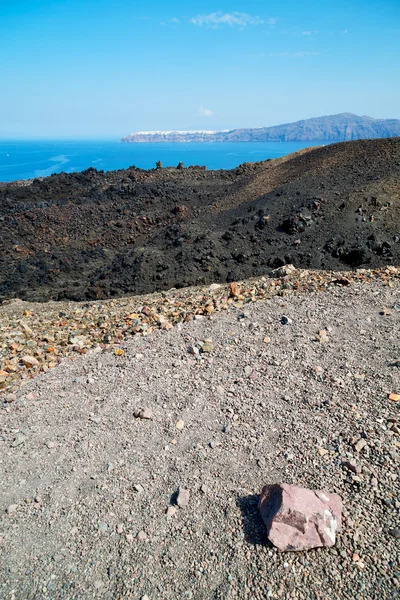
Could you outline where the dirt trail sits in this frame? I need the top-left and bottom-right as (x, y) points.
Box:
(1, 278), (399, 599)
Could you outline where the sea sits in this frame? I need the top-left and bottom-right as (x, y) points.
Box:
(0, 139), (323, 183)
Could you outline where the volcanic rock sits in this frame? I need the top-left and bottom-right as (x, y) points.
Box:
(0, 138), (399, 302)
(258, 483), (342, 551)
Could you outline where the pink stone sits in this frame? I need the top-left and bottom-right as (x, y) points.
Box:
(258, 483), (342, 551)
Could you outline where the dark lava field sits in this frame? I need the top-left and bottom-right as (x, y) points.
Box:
(0, 137), (399, 301)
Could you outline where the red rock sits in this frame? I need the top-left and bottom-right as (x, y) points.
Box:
(258, 483), (342, 551)
(229, 282), (240, 298)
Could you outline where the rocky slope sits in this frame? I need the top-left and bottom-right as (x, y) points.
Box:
(120, 113), (400, 143)
(0, 137), (399, 302)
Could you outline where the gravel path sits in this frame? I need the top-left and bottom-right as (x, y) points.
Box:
(1, 280), (399, 599)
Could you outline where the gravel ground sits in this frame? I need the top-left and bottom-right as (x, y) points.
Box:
(0, 279), (399, 599)
(1, 267), (398, 396)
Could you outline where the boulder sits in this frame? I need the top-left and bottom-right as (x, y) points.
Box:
(258, 483), (342, 551)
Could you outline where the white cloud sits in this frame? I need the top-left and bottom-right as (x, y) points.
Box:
(190, 12), (276, 28)
(302, 30), (318, 35)
(161, 18), (180, 26)
(199, 106), (213, 117)
(342, 29), (349, 34)
(269, 51), (320, 58)
(246, 52), (266, 58)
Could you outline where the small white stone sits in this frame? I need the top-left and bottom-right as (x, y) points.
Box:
(177, 488), (190, 508)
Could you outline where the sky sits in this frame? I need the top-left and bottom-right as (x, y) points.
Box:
(0, 0), (399, 138)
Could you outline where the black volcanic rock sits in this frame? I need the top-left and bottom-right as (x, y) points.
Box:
(0, 138), (399, 302)
(120, 113), (400, 143)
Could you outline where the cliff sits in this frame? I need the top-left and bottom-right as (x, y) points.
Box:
(120, 113), (400, 143)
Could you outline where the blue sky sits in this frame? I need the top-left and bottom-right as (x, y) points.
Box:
(0, 0), (399, 137)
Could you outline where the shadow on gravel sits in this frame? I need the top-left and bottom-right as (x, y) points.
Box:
(170, 490), (179, 505)
(236, 494), (270, 546)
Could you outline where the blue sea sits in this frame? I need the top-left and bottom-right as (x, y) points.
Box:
(0, 139), (322, 182)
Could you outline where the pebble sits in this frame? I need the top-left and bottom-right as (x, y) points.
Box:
(354, 439), (368, 452)
(280, 315), (292, 325)
(135, 407), (153, 420)
(177, 488), (190, 508)
(12, 433), (26, 447)
(317, 329), (329, 343)
(176, 419), (185, 431)
(201, 340), (214, 353)
(137, 531), (147, 541)
(389, 528), (400, 539)
(5, 393), (17, 403)
(166, 506), (177, 517)
(6, 504), (18, 515)
(21, 355), (40, 368)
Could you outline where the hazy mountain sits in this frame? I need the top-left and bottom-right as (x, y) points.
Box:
(120, 113), (400, 143)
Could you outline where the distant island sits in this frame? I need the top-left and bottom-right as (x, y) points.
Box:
(120, 113), (400, 143)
